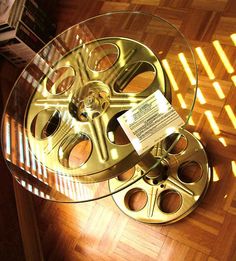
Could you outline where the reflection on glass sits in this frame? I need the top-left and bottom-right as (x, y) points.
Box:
(18, 130), (24, 164)
(24, 137), (30, 168)
(5, 116), (11, 157)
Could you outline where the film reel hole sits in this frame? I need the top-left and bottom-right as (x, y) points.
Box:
(88, 43), (119, 72)
(178, 161), (202, 183)
(117, 167), (134, 181)
(153, 179), (159, 185)
(125, 188), (147, 211)
(158, 190), (182, 213)
(107, 111), (130, 145)
(164, 133), (187, 154)
(59, 134), (92, 169)
(114, 62), (155, 93)
(46, 66), (75, 94)
(30, 109), (60, 139)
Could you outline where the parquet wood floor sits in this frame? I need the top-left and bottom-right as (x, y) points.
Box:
(1, 0), (236, 260)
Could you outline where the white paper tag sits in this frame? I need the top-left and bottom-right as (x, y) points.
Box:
(118, 90), (185, 155)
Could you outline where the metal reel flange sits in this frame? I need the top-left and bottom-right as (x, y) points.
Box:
(109, 129), (211, 224)
(25, 37), (169, 182)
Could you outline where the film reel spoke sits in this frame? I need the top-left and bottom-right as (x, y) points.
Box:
(166, 176), (194, 197)
(77, 51), (91, 82)
(153, 142), (164, 157)
(32, 96), (70, 108)
(89, 117), (108, 162)
(146, 186), (159, 218)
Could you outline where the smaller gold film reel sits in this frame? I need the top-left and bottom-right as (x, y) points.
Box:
(109, 129), (211, 224)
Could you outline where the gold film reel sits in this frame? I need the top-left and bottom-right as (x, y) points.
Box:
(109, 129), (211, 224)
(25, 37), (170, 182)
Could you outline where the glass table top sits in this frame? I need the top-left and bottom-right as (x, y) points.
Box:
(1, 11), (198, 202)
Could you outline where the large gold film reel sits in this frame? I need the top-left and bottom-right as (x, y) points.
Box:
(25, 37), (170, 182)
(109, 129), (211, 224)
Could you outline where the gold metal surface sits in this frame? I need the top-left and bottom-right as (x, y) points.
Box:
(109, 129), (211, 224)
(25, 37), (168, 182)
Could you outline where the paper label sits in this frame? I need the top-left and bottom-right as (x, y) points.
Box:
(118, 90), (185, 155)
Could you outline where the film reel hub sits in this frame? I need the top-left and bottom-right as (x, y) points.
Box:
(143, 158), (169, 186)
(70, 81), (110, 121)
(139, 152), (169, 186)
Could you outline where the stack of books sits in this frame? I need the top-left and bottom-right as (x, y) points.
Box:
(0, 0), (56, 67)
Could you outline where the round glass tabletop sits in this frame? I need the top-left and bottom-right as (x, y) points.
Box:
(1, 11), (198, 203)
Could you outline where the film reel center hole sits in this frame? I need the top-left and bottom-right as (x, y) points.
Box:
(125, 188), (147, 211)
(164, 133), (187, 154)
(30, 109), (60, 139)
(107, 111), (130, 145)
(46, 66), (75, 94)
(144, 172), (168, 186)
(117, 167), (135, 181)
(178, 161), (202, 183)
(158, 190), (182, 213)
(87, 43), (119, 72)
(114, 62), (155, 93)
(58, 134), (92, 169)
